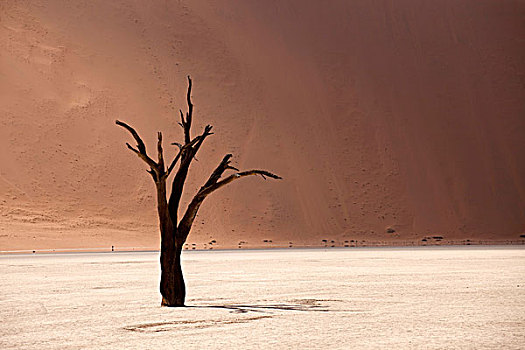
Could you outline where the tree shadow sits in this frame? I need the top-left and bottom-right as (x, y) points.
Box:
(187, 302), (331, 314)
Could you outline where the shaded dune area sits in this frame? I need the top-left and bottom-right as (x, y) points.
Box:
(1, 0), (524, 250)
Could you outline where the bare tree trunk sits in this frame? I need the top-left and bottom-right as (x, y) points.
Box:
(116, 76), (280, 307)
(160, 243), (185, 306)
(155, 179), (186, 306)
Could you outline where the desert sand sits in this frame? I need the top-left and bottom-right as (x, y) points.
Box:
(1, 1), (524, 250)
(1, 247), (524, 349)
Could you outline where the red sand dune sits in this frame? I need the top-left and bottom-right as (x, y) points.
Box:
(1, 0), (524, 250)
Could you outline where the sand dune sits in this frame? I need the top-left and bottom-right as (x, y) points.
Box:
(1, 0), (524, 250)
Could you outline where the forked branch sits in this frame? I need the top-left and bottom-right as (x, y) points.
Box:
(177, 154), (281, 241)
(200, 169), (281, 197)
(168, 111), (213, 220)
(116, 120), (159, 172)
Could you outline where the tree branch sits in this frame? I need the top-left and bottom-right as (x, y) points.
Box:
(125, 142), (140, 154)
(165, 135), (201, 178)
(179, 110), (185, 130)
(116, 120), (147, 154)
(168, 124), (213, 220)
(166, 150), (183, 178)
(157, 132), (165, 172)
(203, 153), (233, 187)
(116, 119), (170, 226)
(116, 120), (158, 170)
(190, 125), (213, 160)
(185, 76), (193, 144)
(200, 169), (281, 197)
(177, 155), (281, 241)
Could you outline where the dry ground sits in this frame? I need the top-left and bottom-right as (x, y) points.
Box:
(1, 247), (524, 349)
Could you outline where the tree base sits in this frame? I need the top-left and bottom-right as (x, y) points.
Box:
(161, 297), (185, 307)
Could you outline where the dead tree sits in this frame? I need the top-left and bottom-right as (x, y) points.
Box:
(116, 76), (281, 307)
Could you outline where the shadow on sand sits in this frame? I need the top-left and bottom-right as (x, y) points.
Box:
(187, 302), (330, 313)
(123, 300), (364, 332)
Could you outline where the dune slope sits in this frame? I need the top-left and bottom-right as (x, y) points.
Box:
(1, 0), (524, 249)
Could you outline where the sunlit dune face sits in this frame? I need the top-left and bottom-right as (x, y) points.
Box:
(0, 0), (524, 250)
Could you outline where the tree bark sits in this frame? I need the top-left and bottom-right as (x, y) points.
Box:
(155, 179), (186, 306)
(160, 243), (185, 306)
